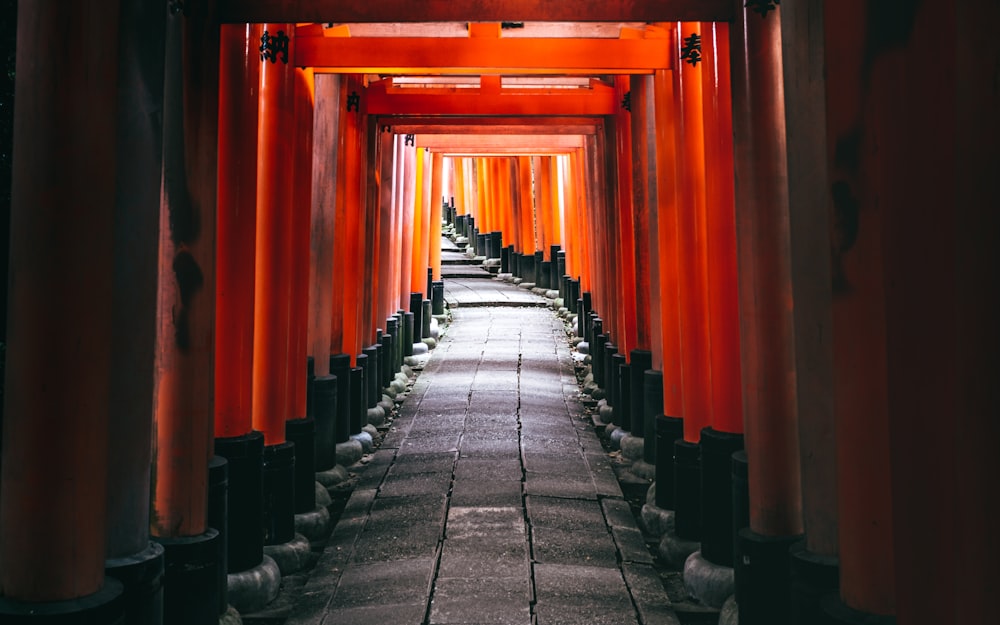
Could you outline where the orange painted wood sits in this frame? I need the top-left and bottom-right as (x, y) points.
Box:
(308, 74), (340, 378)
(410, 148), (427, 296)
(517, 156), (536, 254)
(534, 156), (551, 256)
(653, 68), (685, 416)
(252, 23), (296, 446)
(151, 7), (220, 540)
(290, 68), (314, 419)
(825, 2), (895, 615)
(630, 74), (657, 354)
(674, 22), (713, 442)
(614, 75), (639, 357)
(216, 24), (260, 437)
(367, 82), (617, 117)
(701, 23), (743, 435)
(594, 129), (617, 344)
(778, 0), (838, 563)
(362, 114), (380, 344)
(218, 0), (735, 24)
(398, 139), (416, 309)
(387, 116), (602, 135)
(295, 35), (672, 74)
(430, 153), (444, 280)
(0, 0), (121, 598)
(376, 129), (396, 326)
(730, 7), (802, 540)
(339, 75), (366, 362)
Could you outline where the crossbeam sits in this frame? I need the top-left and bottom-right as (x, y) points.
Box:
(416, 134), (584, 154)
(366, 79), (618, 115)
(382, 117), (604, 135)
(296, 35), (672, 74)
(218, 0), (735, 24)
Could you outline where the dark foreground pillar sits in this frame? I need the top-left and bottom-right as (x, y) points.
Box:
(655, 415), (683, 509)
(155, 531), (220, 625)
(286, 418), (316, 513)
(311, 376), (338, 470)
(629, 350), (653, 438)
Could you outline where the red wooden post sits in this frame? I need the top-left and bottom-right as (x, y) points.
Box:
(308, 74), (341, 379)
(0, 0), (122, 613)
(674, 21), (713, 442)
(216, 23), (259, 438)
(290, 68), (314, 420)
(252, 22), (296, 446)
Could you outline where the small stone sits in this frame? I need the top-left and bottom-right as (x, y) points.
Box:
(422, 337), (437, 349)
(412, 342), (429, 355)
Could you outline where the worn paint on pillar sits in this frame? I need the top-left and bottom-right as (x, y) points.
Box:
(1, 0), (120, 600)
(652, 68), (684, 417)
(778, 0), (839, 561)
(216, 23), (259, 436)
(731, 10), (801, 535)
(674, 22), (713, 441)
(630, 74), (658, 355)
(701, 22), (743, 436)
(290, 68), (314, 419)
(825, 2), (895, 616)
(106, 0), (168, 561)
(252, 22), (295, 446)
(152, 4), (220, 537)
(308, 74), (340, 379)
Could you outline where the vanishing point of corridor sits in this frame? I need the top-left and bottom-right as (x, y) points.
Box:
(286, 246), (673, 625)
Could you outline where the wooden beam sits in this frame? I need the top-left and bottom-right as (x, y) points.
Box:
(295, 35), (671, 74)
(366, 78), (617, 115)
(219, 0), (735, 24)
(384, 117), (603, 135)
(416, 134), (584, 150)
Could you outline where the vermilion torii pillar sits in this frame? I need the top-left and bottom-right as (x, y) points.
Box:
(152, 4), (222, 623)
(253, 22), (298, 554)
(730, 6), (806, 622)
(104, 1), (168, 622)
(253, 22), (295, 448)
(214, 21), (270, 593)
(0, 1), (125, 620)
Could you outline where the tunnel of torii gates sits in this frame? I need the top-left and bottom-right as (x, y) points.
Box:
(1, 1), (998, 625)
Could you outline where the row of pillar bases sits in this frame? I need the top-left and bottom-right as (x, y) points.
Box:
(578, 297), (841, 625)
(0, 322), (416, 625)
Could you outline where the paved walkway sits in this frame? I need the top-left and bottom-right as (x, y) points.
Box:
(288, 274), (676, 625)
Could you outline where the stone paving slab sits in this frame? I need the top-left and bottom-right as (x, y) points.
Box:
(429, 577), (532, 625)
(533, 563), (637, 625)
(444, 277), (549, 307)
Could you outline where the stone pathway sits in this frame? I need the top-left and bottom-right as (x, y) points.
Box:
(287, 278), (677, 625)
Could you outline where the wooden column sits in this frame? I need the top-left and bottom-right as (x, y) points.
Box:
(252, 23), (295, 446)
(674, 21), (713, 441)
(614, 75), (639, 358)
(630, 74), (658, 357)
(0, 0), (122, 610)
(702, 23), (743, 436)
(290, 68), (314, 419)
(824, 2), (895, 617)
(216, 23), (259, 437)
(430, 152), (444, 281)
(107, 0), (167, 571)
(308, 74), (340, 379)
